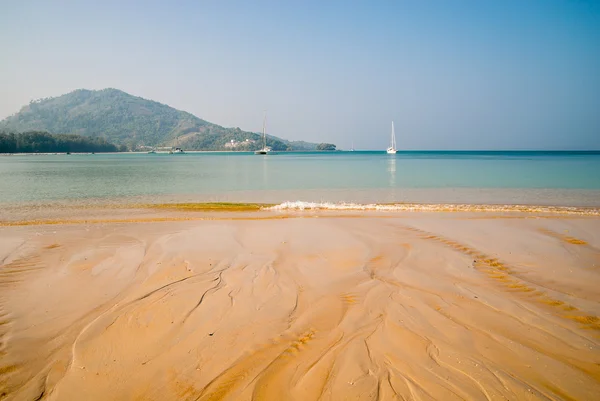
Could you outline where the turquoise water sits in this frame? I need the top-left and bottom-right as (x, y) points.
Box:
(1, 151), (599, 206)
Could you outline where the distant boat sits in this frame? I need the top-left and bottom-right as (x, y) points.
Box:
(172, 136), (185, 154)
(148, 149), (156, 154)
(255, 113), (273, 155)
(386, 121), (397, 154)
(350, 140), (355, 151)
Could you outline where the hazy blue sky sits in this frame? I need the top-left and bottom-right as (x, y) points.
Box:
(1, 0), (599, 149)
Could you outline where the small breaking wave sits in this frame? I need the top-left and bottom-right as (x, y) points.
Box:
(265, 201), (600, 215)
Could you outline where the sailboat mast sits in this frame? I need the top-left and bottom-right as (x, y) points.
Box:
(391, 121), (395, 149)
(262, 113), (267, 149)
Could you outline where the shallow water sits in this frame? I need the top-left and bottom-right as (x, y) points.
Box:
(1, 151), (599, 206)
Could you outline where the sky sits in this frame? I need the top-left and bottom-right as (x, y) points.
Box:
(1, 0), (599, 150)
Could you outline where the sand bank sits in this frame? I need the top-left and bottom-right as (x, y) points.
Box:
(0, 212), (599, 400)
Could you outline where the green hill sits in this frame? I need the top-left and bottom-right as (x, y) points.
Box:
(0, 89), (330, 151)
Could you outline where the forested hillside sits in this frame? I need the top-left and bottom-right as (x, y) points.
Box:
(0, 89), (331, 151)
(0, 131), (120, 153)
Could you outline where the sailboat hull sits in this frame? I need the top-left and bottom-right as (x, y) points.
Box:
(386, 148), (397, 154)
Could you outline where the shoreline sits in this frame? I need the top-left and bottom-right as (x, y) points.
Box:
(2, 201), (600, 222)
(2, 201), (600, 228)
(0, 150), (340, 156)
(3, 150), (600, 155)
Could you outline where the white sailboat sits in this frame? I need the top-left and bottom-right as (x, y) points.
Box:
(386, 121), (397, 154)
(254, 113), (272, 155)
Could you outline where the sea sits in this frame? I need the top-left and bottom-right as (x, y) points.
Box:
(1, 151), (599, 209)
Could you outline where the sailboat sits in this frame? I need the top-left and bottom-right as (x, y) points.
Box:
(350, 140), (355, 151)
(254, 113), (272, 155)
(386, 121), (397, 154)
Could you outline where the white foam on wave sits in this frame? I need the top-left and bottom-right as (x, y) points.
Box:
(265, 201), (600, 215)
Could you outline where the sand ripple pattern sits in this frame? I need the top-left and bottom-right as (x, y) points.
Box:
(0, 215), (598, 400)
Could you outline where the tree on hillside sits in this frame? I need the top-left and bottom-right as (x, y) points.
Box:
(316, 143), (336, 151)
(0, 131), (119, 153)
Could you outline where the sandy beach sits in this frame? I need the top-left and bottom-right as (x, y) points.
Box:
(1, 209), (599, 400)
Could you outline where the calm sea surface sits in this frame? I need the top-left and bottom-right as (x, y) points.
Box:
(1, 151), (599, 206)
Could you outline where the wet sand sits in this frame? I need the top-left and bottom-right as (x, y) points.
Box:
(0, 211), (599, 400)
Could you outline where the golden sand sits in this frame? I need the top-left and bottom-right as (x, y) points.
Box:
(0, 212), (599, 400)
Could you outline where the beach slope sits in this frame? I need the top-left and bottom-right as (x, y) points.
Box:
(0, 212), (599, 400)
